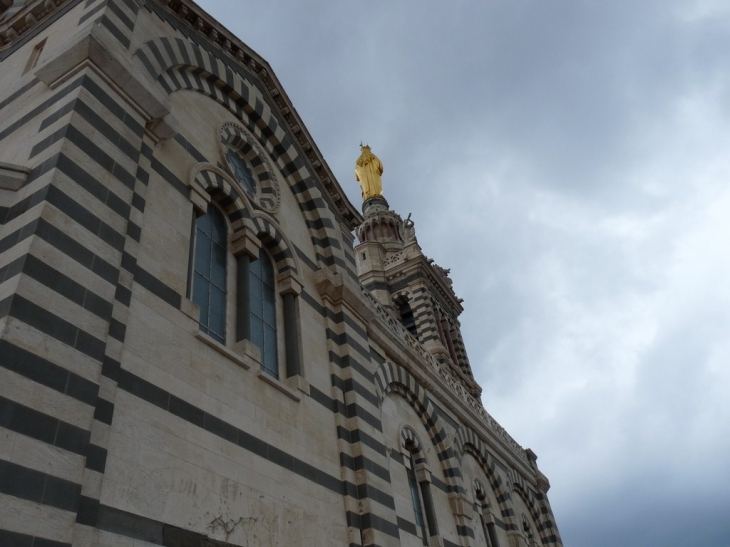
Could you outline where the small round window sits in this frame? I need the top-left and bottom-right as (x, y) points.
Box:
(225, 148), (256, 195)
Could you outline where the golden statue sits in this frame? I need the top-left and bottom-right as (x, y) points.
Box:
(355, 144), (384, 200)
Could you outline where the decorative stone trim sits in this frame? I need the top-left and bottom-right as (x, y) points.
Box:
(0, 0), (69, 49)
(148, 0), (362, 228)
(133, 34), (351, 271)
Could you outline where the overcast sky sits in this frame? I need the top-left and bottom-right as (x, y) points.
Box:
(196, 2), (730, 545)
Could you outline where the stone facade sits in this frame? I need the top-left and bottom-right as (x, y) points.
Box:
(0, 1), (563, 546)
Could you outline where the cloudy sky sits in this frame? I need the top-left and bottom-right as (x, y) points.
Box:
(196, 1), (730, 545)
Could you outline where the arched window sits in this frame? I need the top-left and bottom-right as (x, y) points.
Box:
(522, 514), (534, 542)
(474, 479), (500, 547)
(249, 251), (278, 378)
(398, 299), (418, 338)
(187, 190), (303, 381)
(407, 455), (428, 545)
(401, 427), (439, 545)
(192, 207), (228, 343)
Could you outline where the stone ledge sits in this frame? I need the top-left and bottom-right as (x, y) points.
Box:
(0, 161), (30, 191)
(255, 370), (301, 402)
(180, 297), (199, 321)
(285, 374), (310, 396)
(314, 266), (376, 323)
(194, 331), (250, 370)
(34, 24), (171, 122)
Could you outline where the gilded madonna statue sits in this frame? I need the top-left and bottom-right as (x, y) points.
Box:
(355, 144), (384, 201)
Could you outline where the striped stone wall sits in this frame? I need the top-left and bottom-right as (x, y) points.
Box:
(0, 2), (563, 547)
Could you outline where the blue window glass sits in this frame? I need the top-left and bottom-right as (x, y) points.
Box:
(192, 207), (227, 343)
(226, 149), (255, 195)
(250, 252), (278, 378)
(407, 459), (428, 545)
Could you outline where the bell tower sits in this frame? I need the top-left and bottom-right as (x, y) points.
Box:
(354, 147), (480, 396)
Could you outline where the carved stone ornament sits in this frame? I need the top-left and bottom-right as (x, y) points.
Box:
(1, 0), (68, 48)
(219, 122), (281, 214)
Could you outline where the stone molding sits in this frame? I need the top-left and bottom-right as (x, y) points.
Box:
(0, 161), (30, 191)
(33, 23), (173, 135)
(0, 0), (70, 49)
(314, 266), (376, 324)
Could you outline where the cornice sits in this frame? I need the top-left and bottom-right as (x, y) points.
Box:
(153, 0), (363, 230)
(359, 281), (532, 472)
(0, 0), (76, 50)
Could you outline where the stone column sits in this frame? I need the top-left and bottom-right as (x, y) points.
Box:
(483, 510), (502, 547)
(231, 230), (260, 342)
(416, 467), (440, 541)
(278, 272), (303, 378)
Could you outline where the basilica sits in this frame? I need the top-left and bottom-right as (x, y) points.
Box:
(0, 1), (563, 546)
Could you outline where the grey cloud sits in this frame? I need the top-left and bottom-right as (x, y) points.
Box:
(199, 2), (730, 545)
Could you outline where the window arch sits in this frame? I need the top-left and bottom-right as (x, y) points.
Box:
(192, 206), (228, 343)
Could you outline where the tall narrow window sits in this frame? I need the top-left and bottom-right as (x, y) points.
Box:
(24, 38), (46, 74)
(193, 207), (227, 343)
(407, 458), (428, 546)
(399, 300), (418, 338)
(479, 513), (493, 547)
(475, 480), (501, 547)
(250, 251), (278, 378)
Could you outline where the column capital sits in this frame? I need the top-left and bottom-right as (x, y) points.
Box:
(415, 466), (432, 484)
(277, 272), (303, 295)
(448, 492), (473, 519)
(231, 230), (260, 259)
(190, 185), (211, 215)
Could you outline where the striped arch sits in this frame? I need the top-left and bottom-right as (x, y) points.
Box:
(220, 122), (280, 213)
(533, 491), (563, 546)
(455, 427), (518, 532)
(374, 361), (464, 496)
(134, 37), (346, 270)
(192, 167), (298, 278)
(509, 472), (561, 546)
(251, 212), (299, 277)
(191, 165), (255, 234)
